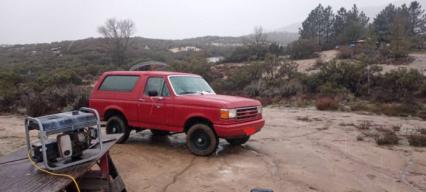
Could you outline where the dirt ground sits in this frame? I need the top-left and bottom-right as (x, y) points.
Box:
(294, 51), (426, 76)
(294, 50), (339, 73)
(378, 53), (426, 75)
(0, 108), (426, 192)
(0, 115), (32, 156)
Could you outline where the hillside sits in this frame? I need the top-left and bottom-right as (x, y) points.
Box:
(0, 31), (297, 68)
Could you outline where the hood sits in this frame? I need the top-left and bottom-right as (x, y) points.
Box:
(175, 94), (261, 108)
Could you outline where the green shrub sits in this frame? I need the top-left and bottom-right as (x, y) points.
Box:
(417, 81), (426, 97)
(278, 79), (304, 97)
(0, 70), (22, 112)
(20, 85), (89, 117)
(243, 82), (260, 97)
(287, 39), (319, 59)
(372, 68), (424, 102)
(36, 69), (83, 88)
(380, 103), (421, 117)
(318, 83), (347, 97)
(308, 60), (381, 97)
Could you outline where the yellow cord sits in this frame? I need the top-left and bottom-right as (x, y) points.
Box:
(27, 151), (81, 192)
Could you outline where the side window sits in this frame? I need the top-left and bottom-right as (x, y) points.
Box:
(162, 83), (170, 96)
(144, 77), (170, 96)
(99, 75), (139, 92)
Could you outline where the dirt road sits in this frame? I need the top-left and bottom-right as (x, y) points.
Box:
(1, 108), (425, 192)
(294, 50), (338, 73)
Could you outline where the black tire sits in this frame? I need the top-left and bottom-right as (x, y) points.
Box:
(186, 124), (218, 156)
(106, 116), (130, 144)
(150, 129), (170, 136)
(226, 136), (250, 145)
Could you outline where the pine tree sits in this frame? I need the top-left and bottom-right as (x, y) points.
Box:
(373, 4), (398, 43)
(407, 1), (426, 48)
(334, 8), (347, 44)
(335, 5), (369, 44)
(390, 16), (411, 58)
(408, 1), (425, 36)
(299, 4), (335, 50)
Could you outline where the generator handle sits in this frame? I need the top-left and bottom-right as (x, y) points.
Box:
(25, 116), (49, 169)
(79, 107), (103, 155)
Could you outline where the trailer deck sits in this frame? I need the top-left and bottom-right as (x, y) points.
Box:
(0, 134), (125, 192)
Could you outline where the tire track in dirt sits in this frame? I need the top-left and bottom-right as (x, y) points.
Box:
(162, 156), (197, 192)
(242, 145), (284, 188)
(243, 145), (327, 191)
(399, 150), (423, 192)
(312, 139), (423, 192)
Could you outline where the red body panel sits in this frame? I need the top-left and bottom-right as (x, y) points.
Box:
(89, 71), (265, 138)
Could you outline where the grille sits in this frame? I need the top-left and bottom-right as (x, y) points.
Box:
(236, 107), (258, 120)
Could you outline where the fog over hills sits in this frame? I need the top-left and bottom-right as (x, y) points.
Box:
(0, 0), (405, 45)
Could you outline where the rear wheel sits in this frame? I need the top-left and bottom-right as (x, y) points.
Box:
(106, 116), (130, 144)
(226, 136), (250, 145)
(150, 129), (170, 136)
(186, 124), (218, 156)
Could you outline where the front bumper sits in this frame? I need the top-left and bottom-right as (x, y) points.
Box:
(214, 118), (265, 138)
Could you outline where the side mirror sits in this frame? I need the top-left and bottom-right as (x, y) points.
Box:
(148, 90), (158, 97)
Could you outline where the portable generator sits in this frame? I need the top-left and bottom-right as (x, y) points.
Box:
(24, 107), (103, 171)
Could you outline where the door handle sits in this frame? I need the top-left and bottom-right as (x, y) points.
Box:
(138, 98), (145, 102)
(155, 105), (161, 108)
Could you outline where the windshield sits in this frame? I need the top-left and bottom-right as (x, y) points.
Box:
(169, 76), (215, 95)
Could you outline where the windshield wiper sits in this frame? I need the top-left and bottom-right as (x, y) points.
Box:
(200, 91), (214, 95)
(179, 91), (199, 95)
(180, 91), (214, 95)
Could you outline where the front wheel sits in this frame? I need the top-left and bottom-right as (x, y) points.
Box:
(106, 116), (130, 144)
(226, 136), (250, 145)
(186, 124), (218, 156)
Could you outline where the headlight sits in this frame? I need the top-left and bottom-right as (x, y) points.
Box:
(220, 109), (237, 119)
(257, 106), (262, 114)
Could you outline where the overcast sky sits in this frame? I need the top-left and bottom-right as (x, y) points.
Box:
(0, 0), (417, 44)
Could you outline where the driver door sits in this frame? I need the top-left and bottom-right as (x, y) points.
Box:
(138, 76), (173, 128)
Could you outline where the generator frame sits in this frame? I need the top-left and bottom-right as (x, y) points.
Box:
(24, 107), (103, 171)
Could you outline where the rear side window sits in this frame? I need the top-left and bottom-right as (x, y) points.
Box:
(99, 75), (139, 92)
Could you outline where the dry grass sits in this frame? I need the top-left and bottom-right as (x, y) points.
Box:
(392, 125), (401, 132)
(419, 129), (426, 135)
(356, 121), (371, 130)
(375, 132), (399, 145)
(407, 134), (426, 147)
(350, 101), (422, 118)
(315, 97), (338, 111)
(417, 110), (426, 120)
(296, 116), (311, 122)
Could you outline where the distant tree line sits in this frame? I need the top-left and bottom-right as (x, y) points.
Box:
(291, 1), (426, 59)
(299, 4), (369, 50)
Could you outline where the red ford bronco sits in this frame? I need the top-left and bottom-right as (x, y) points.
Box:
(89, 71), (265, 156)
